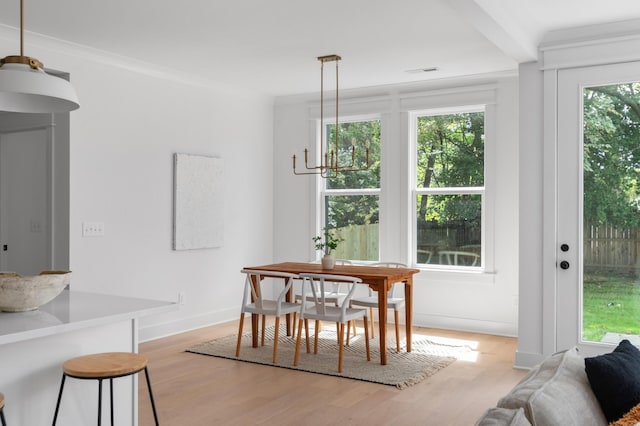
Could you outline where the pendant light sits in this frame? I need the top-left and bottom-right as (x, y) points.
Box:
(292, 55), (369, 178)
(0, 0), (79, 113)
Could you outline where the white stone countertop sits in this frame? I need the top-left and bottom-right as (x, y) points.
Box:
(0, 289), (176, 345)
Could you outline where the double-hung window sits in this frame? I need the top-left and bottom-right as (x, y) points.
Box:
(320, 117), (380, 261)
(413, 108), (485, 269)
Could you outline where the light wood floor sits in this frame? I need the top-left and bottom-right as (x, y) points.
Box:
(138, 321), (526, 426)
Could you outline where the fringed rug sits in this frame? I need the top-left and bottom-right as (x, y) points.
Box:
(186, 325), (472, 389)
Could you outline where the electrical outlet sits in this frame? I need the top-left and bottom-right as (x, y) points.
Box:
(82, 222), (105, 237)
(178, 292), (185, 305)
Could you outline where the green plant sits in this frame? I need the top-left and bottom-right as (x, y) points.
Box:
(312, 227), (345, 255)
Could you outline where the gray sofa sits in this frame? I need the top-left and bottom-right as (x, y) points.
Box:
(475, 347), (607, 425)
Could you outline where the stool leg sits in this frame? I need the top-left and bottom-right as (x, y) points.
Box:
(97, 379), (103, 426)
(1, 406), (6, 426)
(52, 373), (67, 425)
(144, 367), (160, 426)
(109, 378), (114, 426)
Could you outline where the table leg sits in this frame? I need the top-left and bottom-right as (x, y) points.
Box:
(251, 276), (259, 347)
(251, 314), (259, 347)
(285, 281), (293, 336)
(377, 280), (389, 365)
(405, 278), (413, 352)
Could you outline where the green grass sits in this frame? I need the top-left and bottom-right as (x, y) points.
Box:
(583, 274), (640, 342)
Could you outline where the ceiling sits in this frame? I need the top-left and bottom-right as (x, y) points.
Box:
(1, 0), (640, 96)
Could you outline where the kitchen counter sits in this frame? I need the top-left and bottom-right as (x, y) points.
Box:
(0, 289), (176, 425)
(0, 289), (175, 345)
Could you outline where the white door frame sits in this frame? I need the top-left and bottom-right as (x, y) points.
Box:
(545, 61), (640, 356)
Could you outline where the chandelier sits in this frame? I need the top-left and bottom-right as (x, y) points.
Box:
(292, 55), (369, 178)
(0, 0), (79, 113)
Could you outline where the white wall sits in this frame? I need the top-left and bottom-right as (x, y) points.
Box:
(515, 61), (545, 367)
(273, 75), (520, 336)
(0, 34), (277, 340)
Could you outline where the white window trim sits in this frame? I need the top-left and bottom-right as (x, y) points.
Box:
(316, 114), (382, 262)
(307, 88), (497, 274)
(323, 188), (380, 196)
(415, 187), (484, 195)
(409, 106), (491, 273)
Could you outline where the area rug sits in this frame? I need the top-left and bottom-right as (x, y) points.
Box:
(186, 325), (472, 389)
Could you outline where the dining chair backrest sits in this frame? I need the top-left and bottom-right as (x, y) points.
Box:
(417, 249), (433, 264)
(298, 259), (352, 296)
(239, 269), (299, 316)
(438, 251), (479, 266)
(299, 273), (362, 320)
(328, 259), (352, 293)
(308, 259), (352, 265)
(372, 262), (406, 268)
(371, 262), (407, 298)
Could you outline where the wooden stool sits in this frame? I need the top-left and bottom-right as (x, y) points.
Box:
(0, 392), (6, 426)
(52, 352), (159, 426)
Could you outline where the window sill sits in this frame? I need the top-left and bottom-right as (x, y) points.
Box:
(414, 266), (496, 285)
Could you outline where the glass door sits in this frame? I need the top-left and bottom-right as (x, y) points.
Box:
(557, 62), (640, 354)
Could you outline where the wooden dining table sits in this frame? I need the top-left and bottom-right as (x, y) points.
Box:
(242, 261), (420, 365)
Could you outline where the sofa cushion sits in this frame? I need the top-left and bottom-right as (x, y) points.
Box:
(585, 339), (640, 423)
(498, 347), (607, 425)
(475, 407), (531, 426)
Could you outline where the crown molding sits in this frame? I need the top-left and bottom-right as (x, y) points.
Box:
(540, 18), (640, 51)
(0, 24), (266, 97)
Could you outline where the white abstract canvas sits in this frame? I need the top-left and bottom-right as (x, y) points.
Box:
(173, 153), (224, 250)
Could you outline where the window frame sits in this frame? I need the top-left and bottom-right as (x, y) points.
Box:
(317, 114), (382, 262)
(409, 105), (487, 271)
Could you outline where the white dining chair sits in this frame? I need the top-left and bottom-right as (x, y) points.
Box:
(235, 269), (302, 363)
(438, 250), (480, 266)
(349, 262), (407, 352)
(294, 273), (370, 373)
(291, 259), (352, 338)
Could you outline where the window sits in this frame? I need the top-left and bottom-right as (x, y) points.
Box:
(320, 118), (380, 261)
(413, 109), (484, 268)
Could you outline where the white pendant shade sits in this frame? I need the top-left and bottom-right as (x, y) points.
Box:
(0, 63), (79, 113)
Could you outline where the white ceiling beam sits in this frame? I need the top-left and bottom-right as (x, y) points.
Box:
(448, 0), (538, 63)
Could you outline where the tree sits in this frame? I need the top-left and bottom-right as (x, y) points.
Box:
(583, 84), (640, 228)
(324, 120), (380, 229)
(415, 112), (484, 237)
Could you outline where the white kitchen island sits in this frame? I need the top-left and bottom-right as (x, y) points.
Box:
(0, 290), (176, 425)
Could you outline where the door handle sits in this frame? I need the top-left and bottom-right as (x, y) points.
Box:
(560, 261), (570, 270)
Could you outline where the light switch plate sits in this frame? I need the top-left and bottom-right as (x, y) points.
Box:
(82, 222), (105, 237)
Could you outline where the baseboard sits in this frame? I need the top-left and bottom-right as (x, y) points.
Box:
(413, 312), (518, 337)
(139, 307), (237, 342)
(514, 350), (546, 369)
(139, 309), (519, 344)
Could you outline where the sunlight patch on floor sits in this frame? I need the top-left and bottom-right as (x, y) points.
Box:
(415, 333), (479, 349)
(412, 332), (480, 362)
(456, 350), (480, 362)
(311, 323), (483, 362)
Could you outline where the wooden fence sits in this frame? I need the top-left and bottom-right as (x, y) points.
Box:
(584, 221), (640, 275)
(329, 221), (640, 274)
(331, 224), (379, 261)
